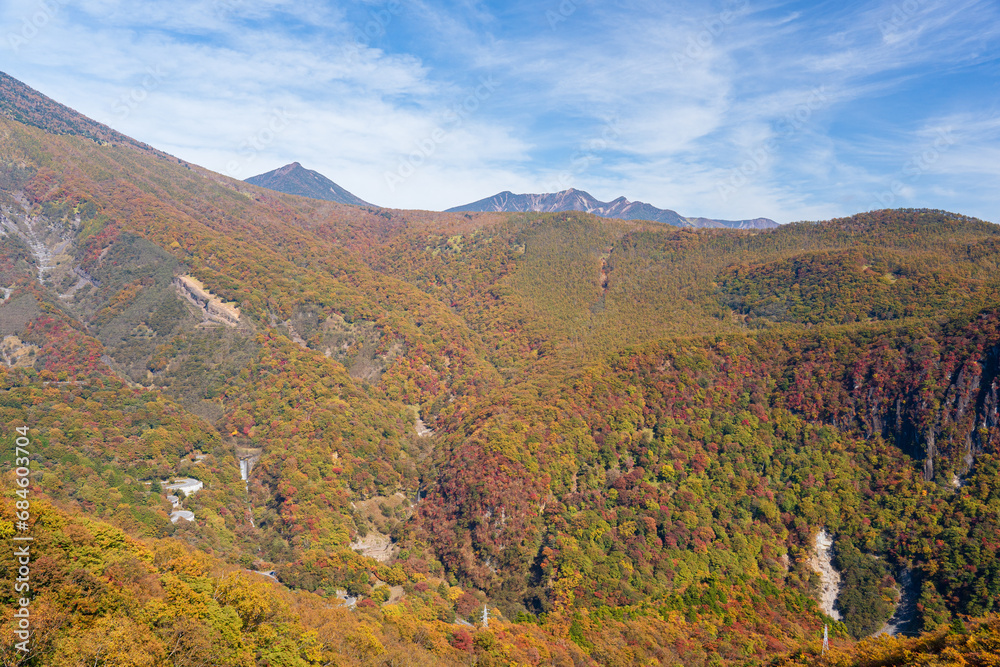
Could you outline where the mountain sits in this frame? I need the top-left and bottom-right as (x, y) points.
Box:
(446, 188), (779, 228)
(5, 70), (1000, 666)
(245, 161), (373, 206)
(685, 215), (780, 229)
(0, 70), (166, 156)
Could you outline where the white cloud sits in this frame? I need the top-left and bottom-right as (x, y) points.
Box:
(0, 0), (995, 221)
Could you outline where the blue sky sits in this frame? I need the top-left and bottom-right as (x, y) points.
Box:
(1, 0), (997, 222)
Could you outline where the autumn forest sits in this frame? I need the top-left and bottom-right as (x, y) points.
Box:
(2, 71), (1000, 666)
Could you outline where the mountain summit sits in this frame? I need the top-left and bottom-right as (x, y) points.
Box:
(446, 188), (778, 229)
(246, 162), (373, 206)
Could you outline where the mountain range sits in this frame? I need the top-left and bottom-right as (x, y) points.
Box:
(446, 188), (779, 228)
(3, 69), (1000, 667)
(243, 163), (777, 228)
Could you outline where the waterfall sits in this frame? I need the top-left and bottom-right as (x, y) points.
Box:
(239, 457), (255, 527)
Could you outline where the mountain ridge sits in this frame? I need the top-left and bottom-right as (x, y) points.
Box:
(446, 188), (779, 229)
(0, 69), (168, 157)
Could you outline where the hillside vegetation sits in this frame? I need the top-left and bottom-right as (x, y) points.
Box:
(3, 82), (1000, 666)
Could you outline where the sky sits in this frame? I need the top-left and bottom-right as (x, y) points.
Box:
(0, 0), (998, 223)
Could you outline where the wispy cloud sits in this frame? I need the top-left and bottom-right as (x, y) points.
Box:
(0, 0), (996, 221)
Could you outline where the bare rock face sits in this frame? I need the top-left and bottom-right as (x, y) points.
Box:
(174, 275), (242, 327)
(811, 529), (842, 621)
(849, 339), (1000, 481)
(350, 533), (396, 563)
(0, 335), (38, 368)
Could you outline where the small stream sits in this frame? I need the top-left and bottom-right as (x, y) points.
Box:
(877, 568), (921, 636)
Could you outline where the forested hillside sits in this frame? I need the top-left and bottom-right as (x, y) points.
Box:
(3, 75), (1000, 666)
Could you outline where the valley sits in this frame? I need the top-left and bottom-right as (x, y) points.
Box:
(1, 71), (1000, 666)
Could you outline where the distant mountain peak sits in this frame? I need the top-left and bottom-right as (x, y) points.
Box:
(446, 189), (778, 229)
(245, 163), (373, 207)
